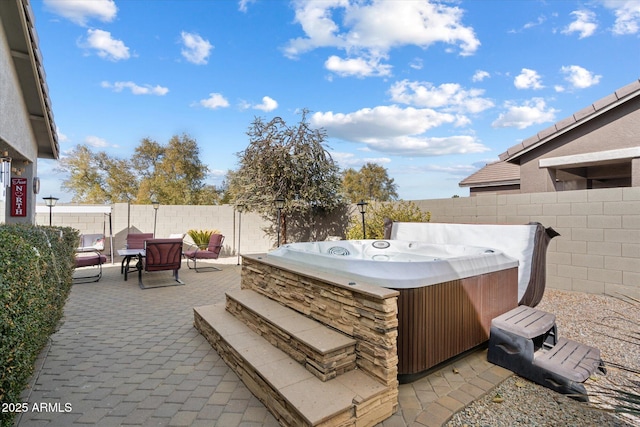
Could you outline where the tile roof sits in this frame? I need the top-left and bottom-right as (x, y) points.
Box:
(499, 78), (640, 163)
(459, 161), (520, 187)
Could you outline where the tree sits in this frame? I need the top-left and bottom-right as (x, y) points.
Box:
(135, 134), (209, 204)
(345, 200), (431, 240)
(58, 134), (213, 205)
(228, 110), (346, 245)
(342, 163), (398, 203)
(58, 145), (137, 203)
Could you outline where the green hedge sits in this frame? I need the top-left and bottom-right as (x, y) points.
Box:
(0, 224), (78, 427)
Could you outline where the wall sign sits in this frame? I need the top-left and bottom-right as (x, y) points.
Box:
(11, 178), (27, 217)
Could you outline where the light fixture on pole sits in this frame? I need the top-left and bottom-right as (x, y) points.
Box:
(151, 200), (160, 237)
(274, 198), (285, 247)
(236, 204), (244, 265)
(43, 195), (59, 226)
(357, 200), (368, 240)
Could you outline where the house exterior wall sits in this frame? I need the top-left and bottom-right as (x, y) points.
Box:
(0, 1), (42, 225)
(518, 97), (640, 193)
(0, 14), (37, 161)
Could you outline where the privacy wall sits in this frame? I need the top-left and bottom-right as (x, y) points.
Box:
(20, 187), (640, 298)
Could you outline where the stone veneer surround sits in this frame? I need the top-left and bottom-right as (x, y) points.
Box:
(241, 254), (399, 389)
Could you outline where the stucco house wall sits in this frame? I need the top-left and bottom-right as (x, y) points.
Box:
(0, 17), (37, 161)
(461, 79), (640, 195)
(0, 0), (58, 224)
(518, 95), (640, 193)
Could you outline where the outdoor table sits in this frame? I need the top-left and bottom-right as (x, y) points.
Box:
(117, 248), (146, 281)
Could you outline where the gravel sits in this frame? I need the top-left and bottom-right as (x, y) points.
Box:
(446, 288), (640, 427)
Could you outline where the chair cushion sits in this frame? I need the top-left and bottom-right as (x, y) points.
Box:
(76, 253), (107, 268)
(183, 249), (218, 259)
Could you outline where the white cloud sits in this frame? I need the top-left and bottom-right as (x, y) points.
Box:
(472, 70), (490, 82)
(492, 98), (558, 129)
(199, 93), (230, 109)
(420, 163), (478, 176)
(560, 65), (601, 89)
(253, 96), (279, 112)
(56, 130), (69, 143)
(311, 105), (489, 156)
(409, 58), (423, 70)
(523, 15), (546, 30)
(330, 152), (391, 168)
(181, 32), (213, 65)
(562, 10), (597, 38)
(603, 0), (640, 35)
(101, 81), (169, 95)
(514, 68), (544, 90)
(84, 29), (130, 61)
(324, 55), (392, 78)
(389, 80), (494, 114)
(84, 135), (109, 148)
(284, 0), (479, 77)
(238, 0), (256, 13)
(44, 0), (117, 26)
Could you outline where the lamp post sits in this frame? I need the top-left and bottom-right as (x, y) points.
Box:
(274, 198), (285, 247)
(151, 200), (160, 237)
(43, 195), (59, 226)
(236, 204), (244, 265)
(357, 200), (368, 240)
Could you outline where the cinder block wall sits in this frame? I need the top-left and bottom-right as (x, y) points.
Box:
(412, 187), (640, 299)
(15, 186), (639, 298)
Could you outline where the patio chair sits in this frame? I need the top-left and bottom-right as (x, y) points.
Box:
(122, 233), (154, 274)
(139, 238), (184, 289)
(74, 249), (107, 283)
(183, 234), (224, 272)
(78, 233), (105, 252)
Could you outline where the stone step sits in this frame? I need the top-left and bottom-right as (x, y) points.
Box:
(194, 304), (395, 427)
(225, 288), (357, 381)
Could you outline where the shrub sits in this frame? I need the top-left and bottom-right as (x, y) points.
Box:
(345, 200), (431, 240)
(0, 224), (77, 427)
(187, 229), (221, 249)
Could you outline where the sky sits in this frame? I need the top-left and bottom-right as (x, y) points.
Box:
(32, 0), (640, 203)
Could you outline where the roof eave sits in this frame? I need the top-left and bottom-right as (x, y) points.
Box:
(459, 179), (520, 188)
(4, 0), (59, 160)
(499, 79), (640, 164)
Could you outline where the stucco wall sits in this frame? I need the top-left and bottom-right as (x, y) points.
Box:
(0, 14), (37, 160)
(518, 98), (640, 193)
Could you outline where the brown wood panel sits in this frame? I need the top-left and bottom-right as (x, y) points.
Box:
(396, 267), (518, 377)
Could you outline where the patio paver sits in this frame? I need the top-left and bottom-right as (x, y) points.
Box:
(16, 258), (510, 427)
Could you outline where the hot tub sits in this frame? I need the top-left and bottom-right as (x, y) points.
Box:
(265, 239), (520, 381)
(267, 240), (518, 288)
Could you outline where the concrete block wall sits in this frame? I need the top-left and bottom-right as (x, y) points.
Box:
(412, 187), (640, 299)
(7, 186), (639, 298)
(28, 203), (274, 259)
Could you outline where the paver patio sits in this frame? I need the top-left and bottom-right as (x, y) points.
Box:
(16, 258), (510, 427)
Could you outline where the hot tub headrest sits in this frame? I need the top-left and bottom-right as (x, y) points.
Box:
(388, 222), (558, 307)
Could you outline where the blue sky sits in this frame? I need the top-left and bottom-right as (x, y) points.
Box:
(33, 0), (640, 202)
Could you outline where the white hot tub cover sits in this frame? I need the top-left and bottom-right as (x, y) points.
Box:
(389, 222), (558, 306)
